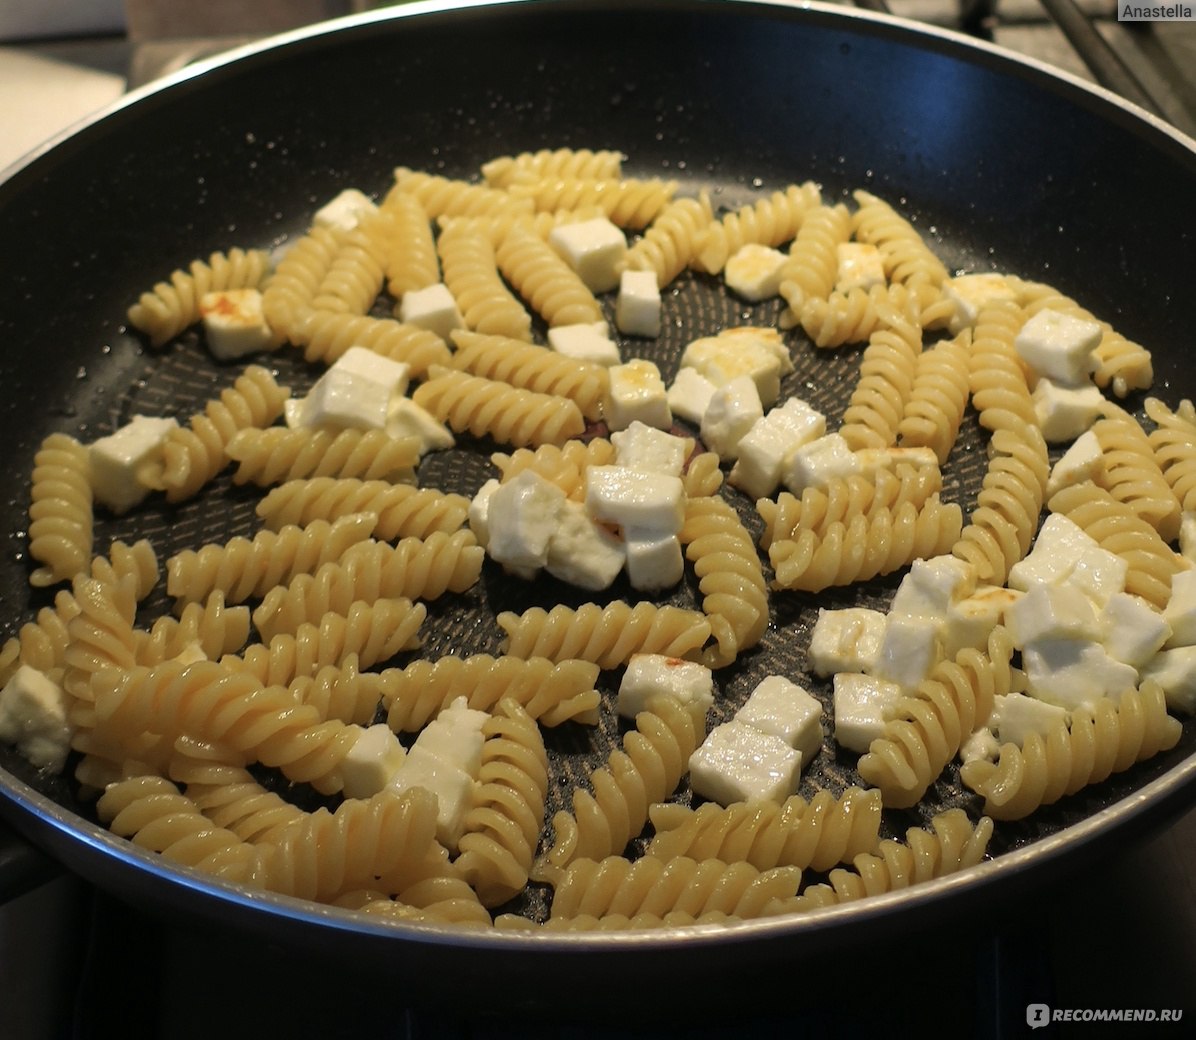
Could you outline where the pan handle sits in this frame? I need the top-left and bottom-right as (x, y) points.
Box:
(0, 817), (61, 905)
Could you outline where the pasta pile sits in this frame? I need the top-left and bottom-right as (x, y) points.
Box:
(4, 146), (1192, 936)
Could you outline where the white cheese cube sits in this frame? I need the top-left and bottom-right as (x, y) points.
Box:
(729, 397), (827, 500)
(284, 397), (306, 428)
(485, 470), (566, 575)
(807, 607), (888, 677)
(414, 696), (489, 777)
(387, 745), (475, 850)
(993, 692), (1067, 748)
(1140, 646), (1196, 714)
(1065, 544), (1129, 607)
(679, 333), (782, 408)
(1014, 308), (1101, 386)
(549, 217), (627, 294)
(688, 721), (802, 806)
(1164, 567), (1196, 647)
(1008, 513), (1101, 591)
(724, 243), (787, 301)
(1180, 512), (1196, 563)
(1023, 640), (1138, 711)
(624, 532), (684, 592)
(611, 422), (689, 477)
(544, 499), (625, 591)
(301, 367), (390, 431)
(199, 289), (273, 360)
(942, 273), (1018, 334)
(89, 415), (179, 515)
(666, 367), (717, 426)
(781, 433), (861, 494)
(467, 478), (500, 547)
(960, 726), (1000, 765)
(313, 187), (377, 232)
(616, 654), (714, 720)
(737, 675), (824, 765)
(832, 673), (904, 754)
(0, 666), (72, 773)
(1045, 429), (1104, 498)
(942, 585), (1022, 658)
(398, 283), (465, 341)
(604, 359), (671, 430)
(1103, 592), (1171, 667)
(547, 322), (621, 367)
(386, 396), (455, 454)
(330, 345), (410, 400)
(872, 614), (941, 689)
(585, 465), (685, 535)
(835, 242), (885, 293)
(1032, 378), (1107, 443)
(1005, 582), (1102, 649)
(615, 269), (662, 338)
(340, 723), (407, 799)
(890, 555), (977, 619)
(700, 375), (764, 461)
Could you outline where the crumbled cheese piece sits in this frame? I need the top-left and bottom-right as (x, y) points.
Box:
(414, 697), (489, 777)
(199, 289), (273, 360)
(1140, 646), (1196, 715)
(89, 415), (179, 515)
(398, 283), (465, 341)
(1007, 513), (1101, 591)
(544, 499), (625, 591)
(807, 607), (888, 677)
(1064, 544), (1129, 607)
(386, 396), (455, 454)
(604, 359), (671, 430)
(835, 242), (885, 293)
(615, 269), (662, 337)
(547, 321), (621, 366)
(485, 470), (567, 575)
(1045, 429), (1104, 498)
(1005, 583), (1102, 648)
(1103, 592), (1171, 667)
(549, 217), (627, 294)
(736, 675), (824, 765)
(467, 478), (500, 547)
(729, 396), (826, 499)
(1164, 568), (1196, 647)
(301, 367), (390, 432)
(666, 367), (717, 426)
(330, 345), (411, 400)
(993, 692), (1067, 748)
(1032, 379), (1107, 443)
(341, 723), (407, 799)
(832, 673), (903, 754)
(623, 532), (684, 592)
(942, 585), (1022, 658)
(1179, 512), (1196, 563)
(780, 433), (860, 494)
(1014, 308), (1101, 386)
(0, 666), (72, 773)
(313, 187), (377, 232)
(611, 421), (690, 477)
(616, 654), (714, 719)
(960, 726), (1000, 765)
(890, 555), (977, 619)
(1022, 640), (1138, 711)
(872, 614), (941, 689)
(679, 330), (783, 408)
(942, 273), (1018, 334)
(388, 746), (475, 850)
(688, 721), (802, 806)
(700, 375), (764, 461)
(724, 243), (787, 301)
(585, 465), (685, 535)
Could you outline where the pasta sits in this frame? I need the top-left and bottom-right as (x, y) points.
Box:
(777, 202), (852, 320)
(309, 221), (387, 316)
(850, 189), (950, 315)
(375, 193), (441, 297)
(226, 426), (420, 486)
(506, 176), (678, 230)
(494, 224), (605, 327)
(837, 307), (923, 451)
(693, 181), (822, 275)
(289, 310), (452, 377)
(1091, 410), (1182, 542)
(797, 282), (920, 349)
(490, 438), (618, 500)
(28, 433), (94, 588)
(436, 218), (534, 340)
(623, 193), (714, 287)
(261, 227), (344, 342)
(481, 147), (624, 189)
(895, 330), (972, 463)
(1144, 396), (1196, 511)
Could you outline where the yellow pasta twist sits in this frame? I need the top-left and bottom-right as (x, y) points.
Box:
(226, 426), (420, 487)
(1145, 396), (1196, 512)
(28, 432), (93, 588)
(795, 282), (920, 347)
(694, 181), (822, 274)
(777, 202), (851, 317)
(437, 219), (534, 340)
(455, 697), (551, 907)
(375, 193), (441, 296)
(309, 221), (387, 316)
(289, 311), (452, 377)
(145, 365), (290, 502)
(449, 330), (609, 422)
(896, 330), (972, 463)
(61, 574), (141, 708)
(494, 224), (606, 327)
(967, 299), (1034, 434)
(645, 787), (883, 873)
(135, 591), (251, 665)
(284, 657), (385, 726)
(379, 654), (601, 731)
(497, 600), (713, 668)
(768, 497), (963, 592)
(857, 627), (1017, 808)
(127, 248), (272, 347)
(838, 310), (924, 451)
(491, 438), (617, 500)
(624, 192), (714, 287)
(387, 167), (534, 220)
(507, 176), (676, 230)
(255, 478), (470, 541)
(413, 367), (585, 448)
(1091, 410), (1182, 542)
(681, 450), (724, 498)
(960, 682), (1182, 820)
(261, 227), (344, 343)
(481, 147), (623, 189)
(337, 878), (493, 928)
(172, 758), (305, 844)
(535, 695), (708, 875)
(851, 190), (950, 312)
(165, 514), (377, 605)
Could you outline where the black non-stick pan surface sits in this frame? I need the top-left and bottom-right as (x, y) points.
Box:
(1, 0), (1195, 1005)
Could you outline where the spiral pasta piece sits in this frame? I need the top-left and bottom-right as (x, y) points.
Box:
(1091, 411), (1182, 542)
(28, 432), (94, 588)
(680, 495), (769, 667)
(289, 310), (452, 377)
(143, 365), (290, 502)
(309, 220), (387, 316)
(960, 682), (1182, 820)
(437, 219), (534, 340)
(624, 193), (714, 288)
(449, 330), (609, 422)
(127, 248), (272, 348)
(490, 438), (617, 501)
(536, 695), (707, 875)
(166, 514), (377, 605)
(481, 147), (623, 189)
(857, 627), (1016, 808)
(255, 478), (470, 541)
(61, 574), (141, 708)
(1144, 396), (1196, 512)
(226, 426), (420, 487)
(339, 879), (493, 928)
(174, 759), (305, 844)
(769, 498), (962, 592)
(498, 600), (713, 669)
(135, 591), (251, 667)
(850, 190), (950, 313)
(796, 281), (921, 347)
(547, 855), (802, 923)
(507, 176), (677, 230)
(837, 309), (923, 451)
(694, 181), (822, 275)
(387, 167), (534, 221)
(5, 588), (80, 683)
(682, 450), (724, 498)
(646, 787), (882, 873)
(777, 202), (851, 318)
(967, 299), (1034, 434)
(896, 330), (972, 463)
(375, 193), (441, 296)
(455, 697), (550, 907)
(261, 227), (344, 343)
(413, 367), (585, 448)
(380, 654), (601, 731)
(1047, 482), (1189, 609)
(494, 224), (605, 327)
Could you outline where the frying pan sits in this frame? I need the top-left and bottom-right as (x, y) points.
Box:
(1, 0), (1195, 1007)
